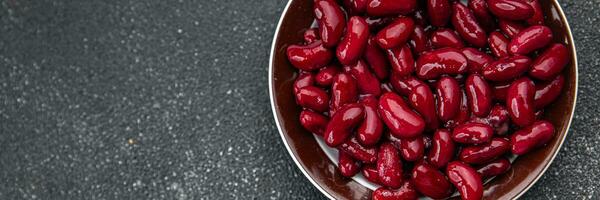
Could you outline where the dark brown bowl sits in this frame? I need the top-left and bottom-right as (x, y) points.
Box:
(269, 1), (578, 199)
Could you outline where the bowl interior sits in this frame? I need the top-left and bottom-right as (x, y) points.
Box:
(270, 1), (577, 199)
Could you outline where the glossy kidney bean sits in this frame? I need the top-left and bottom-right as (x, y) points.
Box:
(296, 86), (330, 112)
(330, 73), (359, 114)
(451, 2), (487, 47)
(468, 0), (495, 32)
(337, 17), (370, 65)
(315, 65), (340, 86)
(445, 89), (470, 128)
(416, 48), (468, 79)
(343, 0), (368, 16)
(400, 136), (425, 162)
(534, 75), (565, 109)
(482, 55), (532, 82)
(461, 47), (494, 74)
(459, 138), (510, 164)
(339, 136), (379, 163)
(387, 44), (415, 76)
(303, 28), (319, 44)
(409, 25), (432, 55)
(389, 74), (425, 96)
(525, 0), (544, 25)
(476, 157), (511, 179)
(364, 37), (390, 80)
(436, 76), (461, 122)
(492, 81), (511, 101)
(529, 43), (570, 80)
(428, 129), (456, 168)
(314, 0), (345, 47)
(411, 163), (453, 199)
(293, 72), (314, 94)
(366, 0), (417, 16)
(499, 20), (526, 38)
(344, 60), (382, 96)
(488, 0), (533, 20)
(357, 96), (384, 146)
(299, 110), (329, 136)
(446, 161), (484, 200)
(377, 142), (404, 188)
(470, 104), (510, 135)
(286, 40), (333, 71)
(338, 151), (362, 177)
(376, 17), (415, 49)
(324, 104), (364, 146)
(430, 28), (465, 49)
(427, 0), (451, 27)
(507, 77), (536, 127)
(408, 84), (439, 131)
(378, 92), (426, 138)
(510, 120), (554, 155)
(362, 164), (381, 184)
(452, 122), (493, 144)
(508, 25), (553, 55)
(488, 31), (510, 58)
(372, 181), (419, 200)
(466, 74), (493, 117)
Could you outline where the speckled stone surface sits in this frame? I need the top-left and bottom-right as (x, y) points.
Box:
(0, 0), (597, 199)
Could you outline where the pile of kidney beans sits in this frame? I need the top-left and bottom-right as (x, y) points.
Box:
(288, 0), (568, 199)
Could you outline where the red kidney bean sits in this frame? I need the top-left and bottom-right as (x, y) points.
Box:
(534, 75), (565, 109)
(488, 31), (510, 58)
(468, 0), (495, 32)
(510, 120), (554, 155)
(376, 17), (415, 49)
(315, 65), (340, 86)
(446, 161), (484, 200)
(416, 48), (468, 79)
(461, 47), (494, 74)
(525, 0), (544, 25)
(365, 16), (396, 32)
(483, 55), (532, 82)
(372, 181), (419, 200)
(508, 25), (553, 55)
(499, 20), (526, 38)
(470, 104), (510, 135)
(409, 25), (431, 55)
(293, 72), (314, 94)
(324, 104), (364, 146)
(296, 86), (330, 112)
(436, 76), (461, 122)
(507, 77), (536, 127)
(362, 164), (381, 184)
(378, 92), (426, 138)
(408, 84), (439, 131)
(366, 0), (417, 16)
(287, 40), (333, 71)
(445, 89), (470, 128)
(364, 37), (390, 80)
(337, 16), (370, 65)
(529, 43), (570, 80)
(338, 151), (362, 177)
(399, 136), (425, 162)
(344, 60), (382, 96)
(303, 28), (319, 44)
(476, 157), (511, 179)
(330, 73), (359, 114)
(459, 138), (510, 164)
(343, 0), (368, 16)
(427, 0), (451, 27)
(387, 44), (415, 76)
(430, 28), (465, 49)
(488, 0), (534, 21)
(466, 74), (493, 117)
(492, 81), (511, 101)
(452, 122), (493, 144)
(381, 82), (394, 93)
(377, 142), (404, 188)
(389, 74), (425, 96)
(428, 129), (456, 168)
(451, 2), (487, 47)
(314, 0), (346, 47)
(411, 163), (453, 199)
(339, 136), (379, 163)
(299, 110), (329, 136)
(357, 96), (384, 146)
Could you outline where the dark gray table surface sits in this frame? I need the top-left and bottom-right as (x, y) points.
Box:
(0, 0), (598, 199)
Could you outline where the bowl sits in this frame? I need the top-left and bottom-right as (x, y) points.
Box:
(269, 1), (578, 199)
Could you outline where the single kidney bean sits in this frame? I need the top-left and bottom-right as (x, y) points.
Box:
(293, 72), (314, 94)
(381, 82), (394, 93)
(476, 157), (511, 179)
(468, 0), (495, 32)
(488, 31), (510, 58)
(459, 138), (510, 164)
(400, 136), (425, 162)
(470, 104), (510, 135)
(430, 28), (465, 49)
(428, 129), (456, 168)
(377, 142), (404, 188)
(510, 120), (554, 155)
(488, 0), (534, 21)
(445, 89), (470, 128)
(337, 16), (370, 65)
(344, 60), (382, 96)
(466, 75), (492, 118)
(330, 73), (359, 114)
(364, 37), (390, 80)
(507, 77), (536, 127)
(534, 75), (565, 109)
(492, 81), (511, 101)
(461, 47), (494, 74)
(366, 0), (417, 16)
(446, 161), (484, 200)
(408, 84), (439, 131)
(303, 28), (319, 44)
(525, 0), (544, 25)
(436, 76), (461, 122)
(416, 48), (468, 79)
(324, 104), (364, 146)
(315, 65), (340, 86)
(296, 86), (330, 112)
(411, 163), (453, 199)
(314, 0), (345, 47)
(389, 74), (425, 96)
(299, 110), (329, 136)
(357, 96), (384, 146)
(378, 92), (426, 138)
(499, 20), (526, 38)
(376, 17), (415, 49)
(343, 0), (368, 16)
(362, 164), (380, 184)
(529, 43), (570, 80)
(452, 122), (493, 144)
(387, 44), (415, 76)
(483, 55), (532, 82)
(409, 25), (432, 55)
(451, 2), (487, 47)
(508, 25), (553, 55)
(339, 136), (379, 163)
(427, 0), (451, 27)
(286, 40), (333, 71)
(372, 181), (419, 200)
(338, 151), (362, 177)
(365, 16), (396, 32)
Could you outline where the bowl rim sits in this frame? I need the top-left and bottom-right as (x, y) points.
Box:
(268, 0), (578, 199)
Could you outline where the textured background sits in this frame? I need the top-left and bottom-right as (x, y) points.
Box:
(0, 0), (598, 199)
